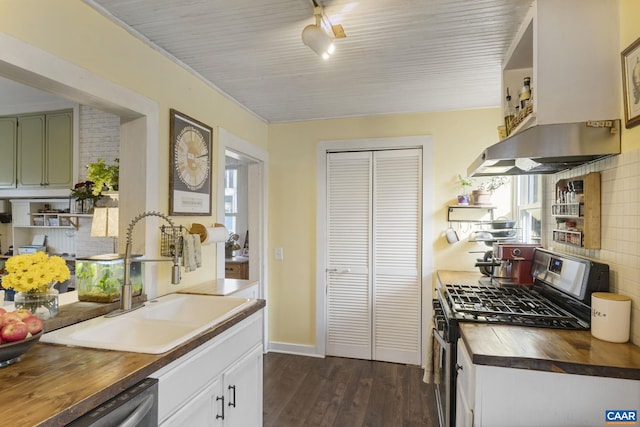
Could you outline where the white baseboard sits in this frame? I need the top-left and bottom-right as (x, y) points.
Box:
(267, 341), (324, 358)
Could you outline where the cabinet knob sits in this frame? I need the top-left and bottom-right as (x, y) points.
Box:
(456, 364), (463, 372)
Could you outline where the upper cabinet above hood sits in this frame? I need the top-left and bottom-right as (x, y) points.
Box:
(468, 121), (620, 176)
(468, 0), (620, 177)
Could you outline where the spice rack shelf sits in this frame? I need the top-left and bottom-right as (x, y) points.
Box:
(551, 172), (600, 249)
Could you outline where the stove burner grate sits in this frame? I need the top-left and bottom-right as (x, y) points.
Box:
(443, 284), (588, 329)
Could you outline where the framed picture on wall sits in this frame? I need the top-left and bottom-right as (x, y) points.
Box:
(622, 36), (640, 129)
(169, 109), (213, 215)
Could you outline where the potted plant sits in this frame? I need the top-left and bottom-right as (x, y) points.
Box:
(86, 158), (119, 196)
(70, 180), (101, 213)
(472, 176), (509, 205)
(456, 175), (473, 205)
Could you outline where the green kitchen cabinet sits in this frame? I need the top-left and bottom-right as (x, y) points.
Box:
(0, 117), (17, 188)
(17, 110), (73, 189)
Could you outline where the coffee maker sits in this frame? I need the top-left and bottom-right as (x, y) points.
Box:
(491, 243), (541, 285)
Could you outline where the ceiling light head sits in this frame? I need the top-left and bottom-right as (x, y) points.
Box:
(302, 24), (335, 60)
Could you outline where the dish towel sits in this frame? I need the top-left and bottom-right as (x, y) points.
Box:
(423, 320), (441, 384)
(182, 234), (202, 273)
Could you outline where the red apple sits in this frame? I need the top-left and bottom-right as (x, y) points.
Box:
(23, 316), (43, 335)
(1, 321), (28, 342)
(13, 309), (32, 320)
(2, 312), (21, 324)
(0, 307), (6, 315)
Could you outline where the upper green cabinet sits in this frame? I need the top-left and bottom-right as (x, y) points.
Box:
(15, 110), (73, 189)
(45, 111), (73, 187)
(0, 117), (18, 188)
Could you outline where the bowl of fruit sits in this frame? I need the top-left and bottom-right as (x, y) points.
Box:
(0, 307), (44, 367)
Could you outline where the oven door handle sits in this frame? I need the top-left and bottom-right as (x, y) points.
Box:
(433, 327), (447, 349)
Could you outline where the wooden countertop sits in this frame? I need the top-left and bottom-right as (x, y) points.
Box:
(437, 270), (640, 381)
(460, 323), (640, 380)
(178, 278), (258, 296)
(0, 296), (265, 426)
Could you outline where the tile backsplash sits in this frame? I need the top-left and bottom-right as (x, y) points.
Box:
(543, 149), (640, 345)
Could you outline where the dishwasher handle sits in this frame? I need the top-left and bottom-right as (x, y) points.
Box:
(118, 394), (155, 427)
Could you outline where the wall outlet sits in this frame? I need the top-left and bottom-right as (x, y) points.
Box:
(275, 247), (284, 260)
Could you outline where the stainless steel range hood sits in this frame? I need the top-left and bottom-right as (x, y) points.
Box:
(468, 120), (621, 177)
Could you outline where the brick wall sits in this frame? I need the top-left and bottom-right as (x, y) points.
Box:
(77, 105), (120, 256)
(78, 105), (120, 180)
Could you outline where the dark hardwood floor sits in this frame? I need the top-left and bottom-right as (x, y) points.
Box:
(263, 352), (439, 427)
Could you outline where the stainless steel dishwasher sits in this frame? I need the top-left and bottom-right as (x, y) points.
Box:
(66, 378), (158, 427)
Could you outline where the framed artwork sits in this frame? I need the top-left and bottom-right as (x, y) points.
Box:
(169, 109), (213, 215)
(621, 36), (640, 129)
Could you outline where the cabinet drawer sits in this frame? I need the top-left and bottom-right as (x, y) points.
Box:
(225, 261), (248, 279)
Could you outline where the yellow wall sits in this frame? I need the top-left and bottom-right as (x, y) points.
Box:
(2, 0), (637, 348)
(621, 0), (640, 151)
(268, 110), (502, 345)
(0, 0), (268, 293)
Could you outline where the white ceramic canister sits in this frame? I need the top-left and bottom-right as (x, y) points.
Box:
(591, 292), (632, 343)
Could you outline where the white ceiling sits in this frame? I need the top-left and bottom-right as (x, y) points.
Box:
(4, 1), (534, 123)
(86, 0), (533, 123)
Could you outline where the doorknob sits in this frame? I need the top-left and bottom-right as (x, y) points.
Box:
(326, 268), (351, 273)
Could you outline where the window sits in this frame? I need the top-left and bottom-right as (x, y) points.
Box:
(224, 168), (238, 233)
(515, 175), (542, 243)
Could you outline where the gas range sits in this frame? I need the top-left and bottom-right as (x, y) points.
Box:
(432, 248), (610, 427)
(438, 247), (610, 335)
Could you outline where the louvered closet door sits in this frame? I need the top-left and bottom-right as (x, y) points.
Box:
(373, 149), (422, 365)
(326, 149), (422, 364)
(326, 151), (372, 359)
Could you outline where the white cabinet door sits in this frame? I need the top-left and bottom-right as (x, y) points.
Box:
(161, 378), (223, 427)
(224, 345), (263, 427)
(455, 386), (473, 427)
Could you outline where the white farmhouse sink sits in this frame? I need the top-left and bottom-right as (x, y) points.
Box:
(41, 293), (257, 354)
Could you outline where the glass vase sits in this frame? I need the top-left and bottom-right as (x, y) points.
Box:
(75, 198), (95, 214)
(14, 288), (59, 320)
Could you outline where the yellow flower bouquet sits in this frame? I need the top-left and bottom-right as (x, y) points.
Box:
(3, 252), (71, 293)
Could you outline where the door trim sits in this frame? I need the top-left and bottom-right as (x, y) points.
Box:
(316, 136), (434, 362)
(218, 127), (268, 348)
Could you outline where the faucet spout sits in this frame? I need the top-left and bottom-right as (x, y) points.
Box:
(107, 211), (181, 317)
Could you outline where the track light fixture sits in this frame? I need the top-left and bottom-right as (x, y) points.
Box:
(302, 7), (335, 60)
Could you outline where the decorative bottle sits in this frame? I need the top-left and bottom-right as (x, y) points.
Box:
(504, 88), (515, 135)
(519, 77), (531, 109)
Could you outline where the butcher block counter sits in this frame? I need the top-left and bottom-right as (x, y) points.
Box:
(437, 270), (640, 380)
(460, 323), (640, 380)
(0, 295), (265, 426)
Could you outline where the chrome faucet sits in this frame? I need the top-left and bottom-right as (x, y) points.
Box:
(107, 211), (181, 317)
